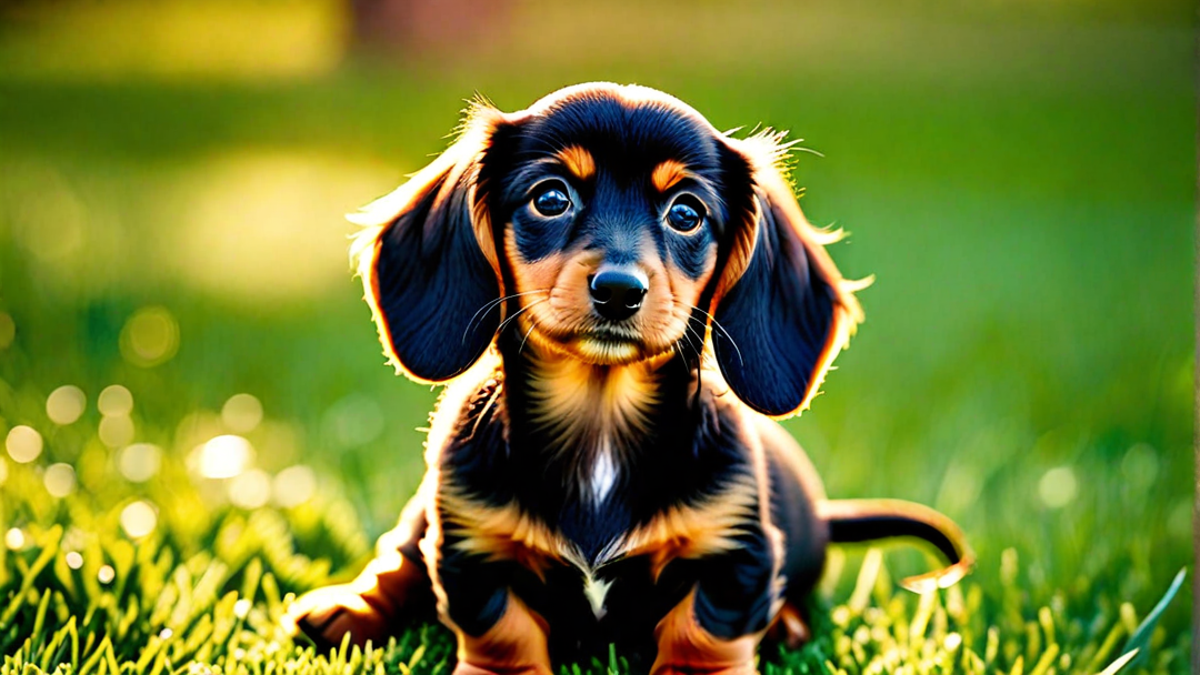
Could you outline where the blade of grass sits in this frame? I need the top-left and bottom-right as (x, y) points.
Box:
(1120, 568), (1186, 668)
(1095, 649), (1139, 675)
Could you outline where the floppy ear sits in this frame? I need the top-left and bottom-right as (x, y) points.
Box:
(350, 110), (511, 383)
(711, 135), (866, 418)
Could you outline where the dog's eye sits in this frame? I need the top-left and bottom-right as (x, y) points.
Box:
(666, 196), (705, 232)
(532, 183), (572, 217)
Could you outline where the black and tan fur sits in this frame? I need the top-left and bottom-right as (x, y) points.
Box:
(285, 83), (972, 675)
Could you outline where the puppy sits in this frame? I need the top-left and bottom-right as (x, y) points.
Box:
(285, 83), (972, 675)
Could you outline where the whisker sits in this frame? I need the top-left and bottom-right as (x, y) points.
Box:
(519, 317), (539, 356)
(680, 321), (706, 362)
(664, 305), (702, 366)
(673, 341), (701, 378)
(461, 289), (549, 344)
(684, 303), (744, 367)
(496, 298), (548, 336)
(678, 338), (700, 366)
(672, 310), (705, 366)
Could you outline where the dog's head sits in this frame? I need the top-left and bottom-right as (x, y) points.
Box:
(352, 83), (863, 418)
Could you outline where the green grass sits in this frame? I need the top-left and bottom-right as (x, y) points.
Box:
(0, 0), (1194, 673)
(0, 510), (1187, 675)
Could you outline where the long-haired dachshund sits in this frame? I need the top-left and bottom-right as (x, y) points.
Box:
(285, 83), (972, 675)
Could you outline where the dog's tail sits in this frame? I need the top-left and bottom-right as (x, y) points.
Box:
(818, 499), (974, 593)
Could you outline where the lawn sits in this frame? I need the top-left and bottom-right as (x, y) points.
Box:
(0, 1), (1193, 673)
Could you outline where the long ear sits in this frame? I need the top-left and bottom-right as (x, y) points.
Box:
(712, 134), (866, 418)
(350, 109), (510, 383)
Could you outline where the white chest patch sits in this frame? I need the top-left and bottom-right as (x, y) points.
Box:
(582, 572), (615, 620)
(587, 442), (619, 507)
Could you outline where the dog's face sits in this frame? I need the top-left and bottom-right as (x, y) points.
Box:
(353, 83), (863, 418)
(487, 91), (736, 366)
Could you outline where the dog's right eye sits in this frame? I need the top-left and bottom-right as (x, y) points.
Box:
(532, 183), (572, 217)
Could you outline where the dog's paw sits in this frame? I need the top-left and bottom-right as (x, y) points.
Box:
(283, 586), (391, 650)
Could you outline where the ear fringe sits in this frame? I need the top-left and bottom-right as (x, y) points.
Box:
(739, 127), (796, 175)
(804, 225), (873, 316)
(713, 131), (869, 420)
(345, 103), (508, 384)
(451, 94), (502, 142)
(346, 152), (461, 377)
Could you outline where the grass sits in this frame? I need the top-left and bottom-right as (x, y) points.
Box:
(0, 510), (1187, 675)
(0, 0), (1194, 673)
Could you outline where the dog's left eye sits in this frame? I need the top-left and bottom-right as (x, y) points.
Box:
(666, 196), (705, 232)
(532, 182), (572, 217)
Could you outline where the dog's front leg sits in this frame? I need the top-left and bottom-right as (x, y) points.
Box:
(433, 532), (553, 675)
(651, 530), (779, 675)
(450, 590), (553, 675)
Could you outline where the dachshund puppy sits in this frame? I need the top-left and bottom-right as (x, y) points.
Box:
(285, 83), (971, 675)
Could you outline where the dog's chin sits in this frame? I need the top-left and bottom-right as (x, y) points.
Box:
(571, 336), (645, 365)
(529, 325), (676, 366)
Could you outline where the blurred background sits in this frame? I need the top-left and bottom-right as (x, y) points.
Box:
(0, 0), (1193, 653)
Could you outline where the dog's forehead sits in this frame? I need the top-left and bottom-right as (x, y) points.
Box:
(515, 87), (724, 173)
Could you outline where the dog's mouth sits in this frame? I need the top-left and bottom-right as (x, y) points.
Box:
(571, 324), (648, 363)
(572, 336), (643, 364)
(585, 323), (641, 343)
(548, 326), (647, 365)
(518, 316), (676, 366)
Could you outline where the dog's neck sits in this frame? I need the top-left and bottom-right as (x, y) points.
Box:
(496, 330), (697, 507)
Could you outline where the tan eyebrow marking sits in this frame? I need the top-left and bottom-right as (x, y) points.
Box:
(556, 145), (595, 181)
(651, 160), (689, 192)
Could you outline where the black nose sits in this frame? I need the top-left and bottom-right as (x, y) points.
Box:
(589, 268), (648, 321)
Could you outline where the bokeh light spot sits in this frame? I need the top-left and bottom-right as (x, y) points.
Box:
(98, 565), (115, 584)
(120, 501), (158, 538)
(97, 385), (134, 416)
(229, 469), (271, 509)
(272, 464), (316, 508)
(44, 463), (76, 497)
(47, 385), (87, 425)
(222, 393), (263, 433)
(1120, 443), (1159, 490)
(66, 551), (84, 569)
(322, 393), (384, 449)
(0, 313), (14, 350)
(1168, 500), (1191, 540)
(6, 425), (44, 463)
(63, 527), (85, 551)
(1038, 466), (1078, 509)
(196, 435), (254, 479)
(5, 528), (26, 550)
(119, 443), (163, 482)
(0, 457), (8, 485)
(99, 415), (135, 448)
(120, 307), (179, 367)
(13, 167), (86, 265)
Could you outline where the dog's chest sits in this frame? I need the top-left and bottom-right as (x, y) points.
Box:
(442, 356), (760, 626)
(566, 421), (621, 507)
(525, 358), (658, 504)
